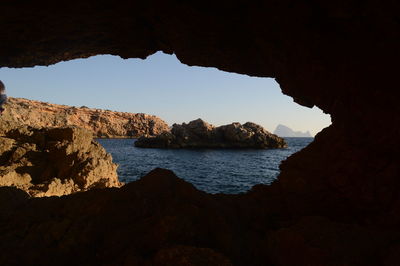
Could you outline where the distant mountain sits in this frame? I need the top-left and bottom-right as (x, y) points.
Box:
(273, 124), (312, 137)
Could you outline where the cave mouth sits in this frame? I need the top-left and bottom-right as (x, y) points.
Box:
(0, 52), (331, 194)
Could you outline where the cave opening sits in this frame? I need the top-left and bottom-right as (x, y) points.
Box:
(0, 2), (397, 264)
(0, 52), (331, 194)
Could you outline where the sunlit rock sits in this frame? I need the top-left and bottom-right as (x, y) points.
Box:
(0, 97), (169, 138)
(135, 119), (287, 149)
(0, 126), (121, 197)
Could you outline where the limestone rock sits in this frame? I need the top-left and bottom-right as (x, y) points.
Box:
(0, 126), (121, 197)
(135, 119), (287, 149)
(0, 97), (170, 138)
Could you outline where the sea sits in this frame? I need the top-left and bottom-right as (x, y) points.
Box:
(96, 138), (313, 194)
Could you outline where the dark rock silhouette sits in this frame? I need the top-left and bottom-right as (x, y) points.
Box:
(274, 124), (312, 137)
(135, 119), (287, 149)
(0, 1), (399, 265)
(0, 97), (169, 138)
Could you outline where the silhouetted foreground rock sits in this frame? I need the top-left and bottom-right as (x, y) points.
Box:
(0, 97), (169, 138)
(135, 119), (287, 149)
(0, 168), (396, 266)
(0, 169), (236, 265)
(0, 126), (121, 197)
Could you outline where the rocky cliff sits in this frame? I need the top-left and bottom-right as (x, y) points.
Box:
(0, 97), (169, 138)
(0, 126), (121, 197)
(135, 119), (287, 149)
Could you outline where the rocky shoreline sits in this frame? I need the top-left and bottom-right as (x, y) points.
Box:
(135, 119), (287, 149)
(0, 97), (169, 138)
(0, 126), (121, 197)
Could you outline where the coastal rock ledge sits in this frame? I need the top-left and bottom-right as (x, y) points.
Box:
(135, 119), (287, 149)
(0, 126), (121, 197)
(0, 97), (169, 138)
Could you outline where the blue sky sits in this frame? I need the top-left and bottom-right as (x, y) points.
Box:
(0, 52), (330, 136)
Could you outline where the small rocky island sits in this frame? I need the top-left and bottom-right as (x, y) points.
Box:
(274, 124), (312, 137)
(135, 119), (287, 149)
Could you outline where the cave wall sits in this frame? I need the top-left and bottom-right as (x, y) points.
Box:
(0, 1), (399, 265)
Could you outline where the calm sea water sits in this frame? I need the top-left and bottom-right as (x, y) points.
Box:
(96, 138), (313, 194)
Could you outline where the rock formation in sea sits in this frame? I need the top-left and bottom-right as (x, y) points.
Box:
(0, 2), (399, 265)
(0, 97), (169, 138)
(135, 119), (287, 149)
(273, 124), (312, 137)
(0, 126), (121, 197)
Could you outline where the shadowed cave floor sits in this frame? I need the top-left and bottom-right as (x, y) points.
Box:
(0, 167), (398, 266)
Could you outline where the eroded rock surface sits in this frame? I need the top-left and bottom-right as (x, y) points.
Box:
(135, 119), (287, 149)
(0, 97), (169, 138)
(0, 126), (121, 197)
